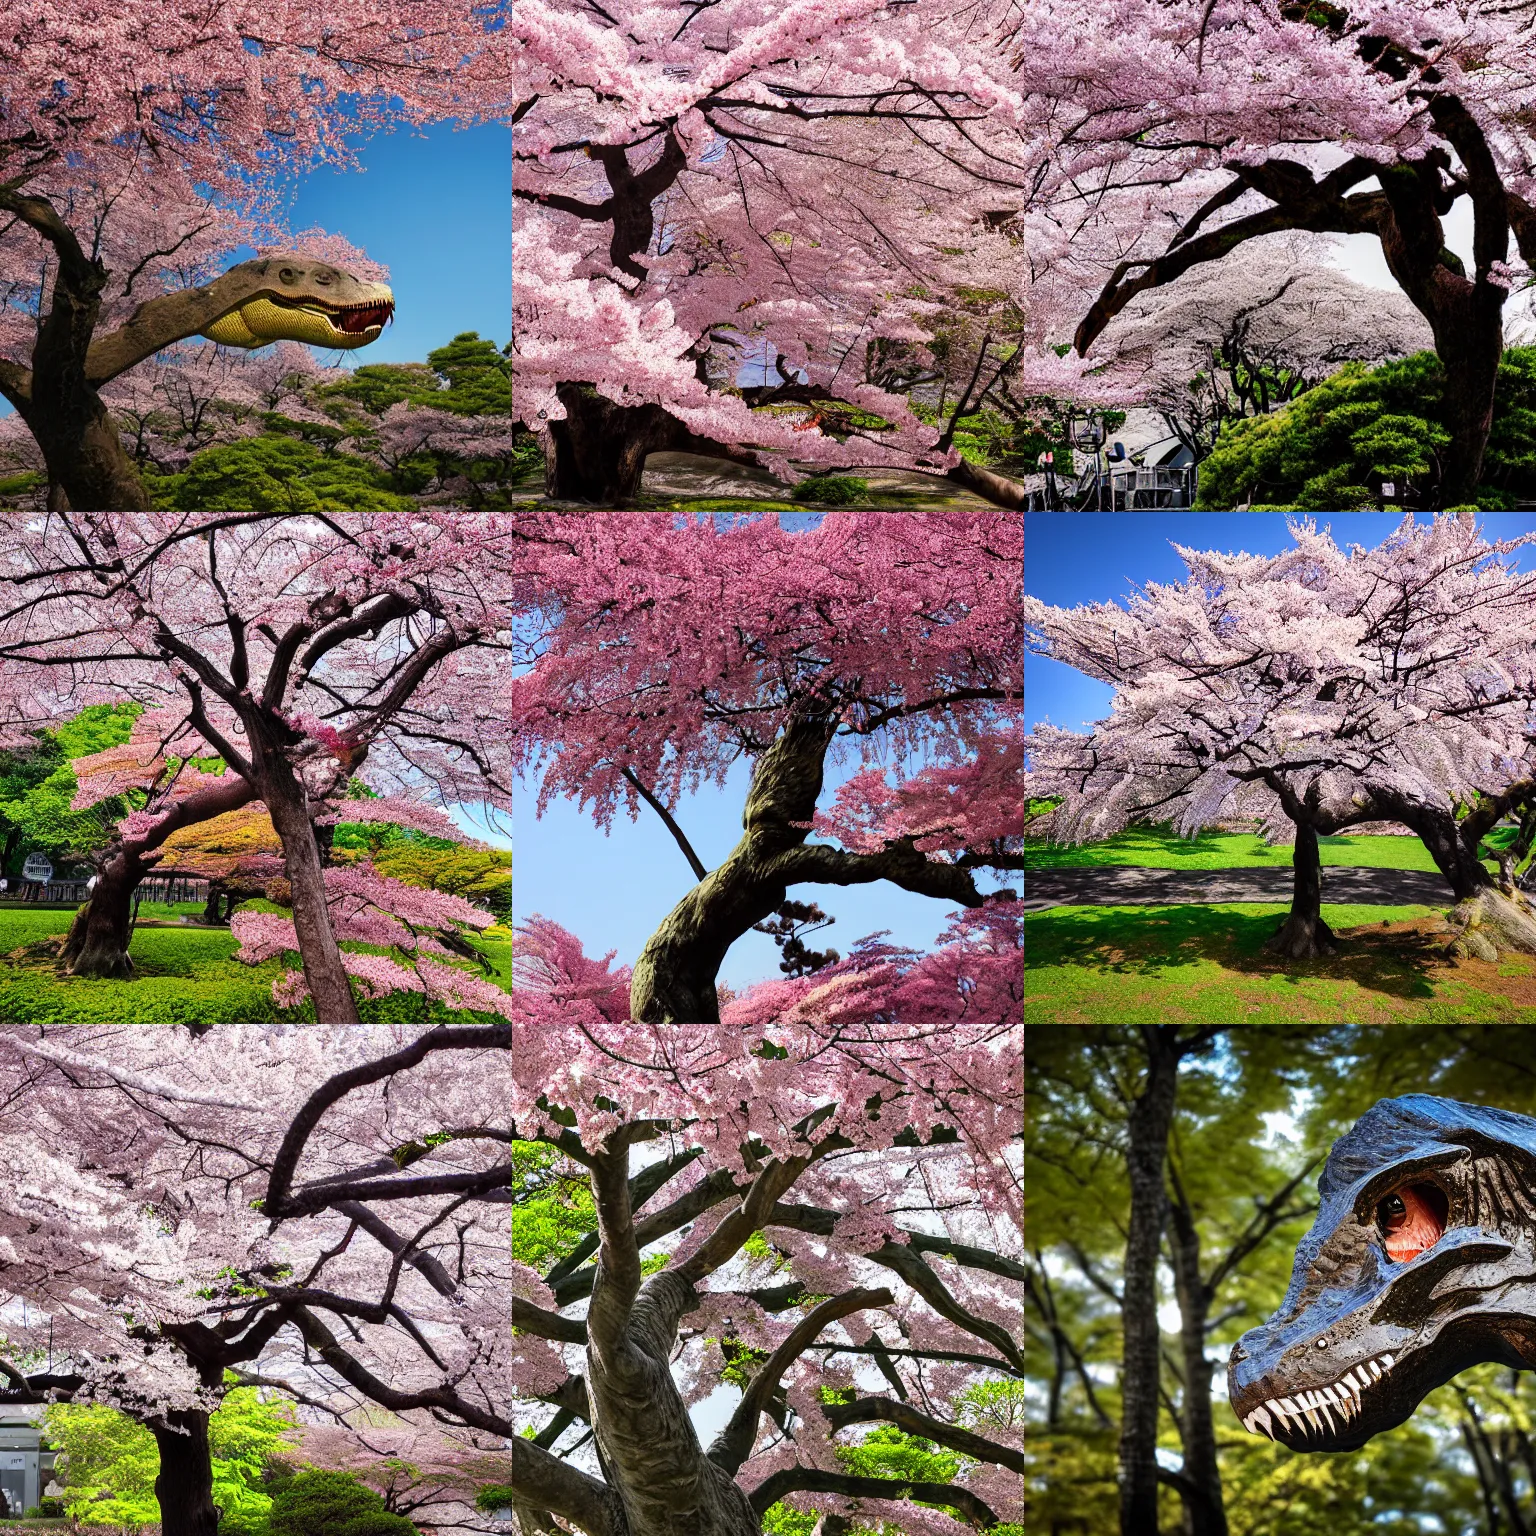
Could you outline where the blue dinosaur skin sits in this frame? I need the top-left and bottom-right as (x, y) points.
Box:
(1229, 1094), (1536, 1451)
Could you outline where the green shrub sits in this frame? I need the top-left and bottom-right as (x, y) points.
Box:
(791, 473), (868, 505)
(337, 1514), (419, 1536)
(266, 1470), (387, 1536)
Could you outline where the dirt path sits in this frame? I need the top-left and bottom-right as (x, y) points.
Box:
(1023, 864), (1454, 912)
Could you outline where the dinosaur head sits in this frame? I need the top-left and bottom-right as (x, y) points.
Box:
(200, 257), (394, 351)
(1228, 1094), (1536, 1451)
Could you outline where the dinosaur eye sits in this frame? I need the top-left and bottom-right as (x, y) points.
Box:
(280, 267), (297, 283)
(1377, 1183), (1448, 1262)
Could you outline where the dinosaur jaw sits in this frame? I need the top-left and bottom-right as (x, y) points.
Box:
(1236, 1350), (1403, 1451)
(202, 290), (395, 351)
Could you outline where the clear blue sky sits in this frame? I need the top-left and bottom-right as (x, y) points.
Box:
(0, 119), (509, 418)
(1026, 512), (1536, 735)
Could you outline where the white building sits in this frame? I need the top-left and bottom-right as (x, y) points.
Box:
(0, 1406), (59, 1517)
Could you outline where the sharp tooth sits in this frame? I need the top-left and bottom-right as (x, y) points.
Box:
(1342, 1369), (1363, 1391)
(1369, 1360), (1383, 1380)
(1252, 1404), (1274, 1438)
(1380, 1353), (1395, 1369)
(1317, 1398), (1337, 1434)
(1322, 1385), (1340, 1404)
(1303, 1402), (1323, 1434)
(1274, 1396), (1296, 1416)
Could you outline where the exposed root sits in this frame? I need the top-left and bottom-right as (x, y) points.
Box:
(1265, 912), (1339, 961)
(1443, 886), (1536, 962)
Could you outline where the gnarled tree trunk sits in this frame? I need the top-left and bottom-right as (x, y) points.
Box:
(1265, 824), (1336, 961)
(148, 1409), (220, 1536)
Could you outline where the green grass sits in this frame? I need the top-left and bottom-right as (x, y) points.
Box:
(1025, 903), (1536, 1023)
(0, 909), (511, 1024)
(1025, 826), (1497, 875)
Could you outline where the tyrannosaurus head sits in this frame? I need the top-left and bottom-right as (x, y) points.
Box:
(1228, 1094), (1536, 1451)
(200, 257), (395, 351)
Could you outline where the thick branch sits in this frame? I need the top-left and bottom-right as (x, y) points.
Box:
(748, 1468), (998, 1527)
(821, 1396), (1022, 1473)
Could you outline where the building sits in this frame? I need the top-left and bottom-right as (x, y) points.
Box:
(0, 1406), (59, 1517)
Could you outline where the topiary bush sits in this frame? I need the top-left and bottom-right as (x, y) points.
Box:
(266, 1469), (391, 1536)
(790, 473), (868, 505)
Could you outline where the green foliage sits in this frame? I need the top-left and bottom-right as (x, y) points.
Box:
(334, 1515), (418, 1536)
(1195, 348), (1536, 509)
(791, 473), (868, 505)
(265, 1470), (390, 1536)
(43, 1404), (159, 1527)
(473, 1486), (515, 1512)
(1026, 1027), (1536, 1534)
(509, 1141), (597, 1269)
(0, 702), (144, 877)
(43, 1385), (294, 1532)
(836, 1424), (962, 1486)
(0, 911), (512, 1024)
(151, 436), (417, 513)
(365, 843), (511, 921)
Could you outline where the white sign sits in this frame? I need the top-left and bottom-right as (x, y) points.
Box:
(1381, 482), (1395, 498)
(21, 853), (52, 883)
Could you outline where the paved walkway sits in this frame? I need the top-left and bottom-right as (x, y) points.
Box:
(1023, 864), (1454, 912)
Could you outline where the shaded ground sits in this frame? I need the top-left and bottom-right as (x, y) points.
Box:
(512, 452), (1001, 509)
(1025, 904), (1536, 1023)
(1024, 864), (1453, 911)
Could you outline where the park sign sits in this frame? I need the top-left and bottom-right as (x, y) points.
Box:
(20, 854), (52, 885)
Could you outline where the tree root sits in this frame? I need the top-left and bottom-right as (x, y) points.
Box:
(1264, 912), (1338, 961)
(1443, 887), (1536, 962)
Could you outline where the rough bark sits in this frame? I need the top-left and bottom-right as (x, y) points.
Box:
(1165, 1177), (1229, 1536)
(629, 716), (984, 1022)
(259, 764), (361, 1022)
(1264, 823), (1337, 960)
(57, 773), (255, 978)
(148, 1409), (220, 1536)
(944, 455), (1028, 509)
(58, 848), (149, 979)
(1120, 1028), (1183, 1536)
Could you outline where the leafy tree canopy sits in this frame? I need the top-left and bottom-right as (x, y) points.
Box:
(1195, 349), (1536, 510)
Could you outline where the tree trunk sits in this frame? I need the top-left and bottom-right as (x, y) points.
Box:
(260, 768), (361, 1022)
(1264, 824), (1336, 960)
(1120, 1028), (1182, 1536)
(544, 385), (689, 504)
(58, 774), (255, 977)
(202, 878), (226, 925)
(149, 1409), (220, 1536)
(945, 456), (1027, 509)
(58, 848), (147, 979)
(1166, 1180), (1229, 1536)
(1435, 310), (1503, 505)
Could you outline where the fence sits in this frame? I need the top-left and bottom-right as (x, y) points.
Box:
(0, 881), (92, 903)
(136, 878), (210, 906)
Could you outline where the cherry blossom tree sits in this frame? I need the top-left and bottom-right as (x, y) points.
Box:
(1100, 240), (1434, 463)
(506, 922), (1022, 1535)
(510, 509), (1023, 1022)
(1025, 514), (1536, 960)
(1018, 0), (1536, 504)
(512, 0), (1087, 508)
(0, 514), (515, 1021)
(0, 4), (501, 509)
(0, 1023), (510, 1536)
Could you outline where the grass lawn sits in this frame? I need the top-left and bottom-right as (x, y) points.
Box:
(1025, 903), (1536, 1023)
(0, 908), (512, 1024)
(1024, 825), (1498, 875)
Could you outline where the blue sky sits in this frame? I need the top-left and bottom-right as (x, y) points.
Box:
(1026, 512), (1536, 735)
(1, 120), (509, 418)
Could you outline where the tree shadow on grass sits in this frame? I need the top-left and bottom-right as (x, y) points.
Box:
(1026, 904), (1441, 1002)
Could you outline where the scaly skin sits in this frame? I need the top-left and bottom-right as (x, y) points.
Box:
(1229, 1094), (1536, 1451)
